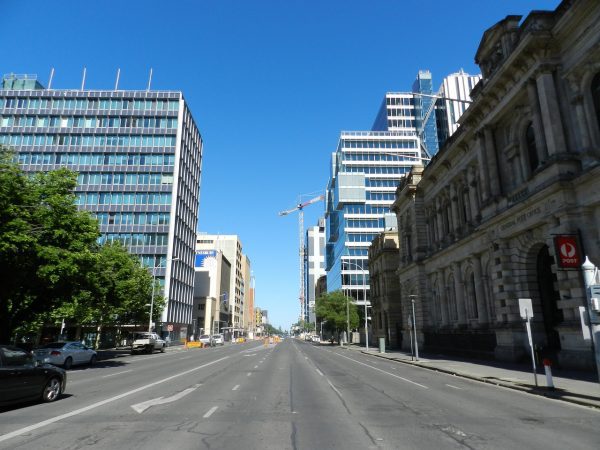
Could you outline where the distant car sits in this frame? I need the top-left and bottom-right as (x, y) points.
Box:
(33, 342), (97, 369)
(199, 335), (213, 346)
(130, 332), (166, 354)
(212, 334), (224, 345)
(0, 345), (67, 405)
(311, 335), (321, 343)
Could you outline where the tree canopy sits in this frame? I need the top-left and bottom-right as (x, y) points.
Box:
(315, 290), (359, 333)
(0, 148), (163, 344)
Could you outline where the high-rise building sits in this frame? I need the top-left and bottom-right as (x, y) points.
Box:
(434, 70), (481, 148)
(0, 74), (203, 340)
(326, 70), (480, 311)
(193, 250), (231, 337)
(196, 234), (245, 335)
(305, 218), (326, 324)
(241, 254), (253, 334)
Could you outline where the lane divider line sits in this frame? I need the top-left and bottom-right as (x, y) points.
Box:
(446, 384), (462, 390)
(102, 370), (133, 378)
(203, 406), (218, 418)
(232, 385), (240, 391)
(332, 351), (428, 389)
(0, 356), (230, 444)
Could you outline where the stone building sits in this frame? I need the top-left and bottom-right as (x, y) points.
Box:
(391, 0), (600, 369)
(368, 231), (402, 349)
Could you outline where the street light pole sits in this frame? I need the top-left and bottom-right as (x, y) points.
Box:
(148, 256), (179, 333)
(410, 295), (419, 360)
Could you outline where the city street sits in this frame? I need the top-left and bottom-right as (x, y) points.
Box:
(0, 339), (598, 449)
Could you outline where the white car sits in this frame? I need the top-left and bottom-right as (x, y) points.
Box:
(212, 334), (224, 345)
(198, 335), (213, 346)
(34, 342), (97, 369)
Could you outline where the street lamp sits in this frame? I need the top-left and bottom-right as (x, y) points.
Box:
(342, 258), (369, 349)
(148, 256), (179, 333)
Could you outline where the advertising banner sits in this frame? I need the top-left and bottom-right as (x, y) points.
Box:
(553, 235), (581, 269)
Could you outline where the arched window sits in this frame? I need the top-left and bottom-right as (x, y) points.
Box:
(592, 73), (600, 131)
(526, 122), (539, 172)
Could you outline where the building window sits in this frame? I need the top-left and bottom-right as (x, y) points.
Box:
(592, 73), (600, 132)
(526, 122), (539, 173)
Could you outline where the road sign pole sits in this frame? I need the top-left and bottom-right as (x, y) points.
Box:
(525, 311), (538, 387)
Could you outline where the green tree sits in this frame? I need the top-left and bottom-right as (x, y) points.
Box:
(0, 149), (100, 342)
(315, 290), (359, 336)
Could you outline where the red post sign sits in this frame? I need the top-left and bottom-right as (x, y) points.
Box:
(554, 235), (581, 268)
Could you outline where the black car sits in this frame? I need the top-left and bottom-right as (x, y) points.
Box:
(0, 345), (67, 406)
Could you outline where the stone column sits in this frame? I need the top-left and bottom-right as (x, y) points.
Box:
(467, 167), (480, 223)
(527, 79), (548, 160)
(536, 69), (567, 157)
(484, 127), (501, 197)
(472, 255), (489, 325)
(476, 132), (491, 202)
(436, 198), (444, 243)
(450, 183), (460, 232)
(453, 263), (467, 325)
(438, 270), (448, 325)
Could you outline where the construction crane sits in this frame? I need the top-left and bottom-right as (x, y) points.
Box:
(279, 194), (325, 322)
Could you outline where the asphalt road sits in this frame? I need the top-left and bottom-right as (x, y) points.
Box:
(0, 339), (598, 449)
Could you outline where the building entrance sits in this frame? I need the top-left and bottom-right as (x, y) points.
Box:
(535, 245), (563, 355)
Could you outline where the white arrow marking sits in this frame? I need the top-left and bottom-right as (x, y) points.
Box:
(131, 384), (201, 413)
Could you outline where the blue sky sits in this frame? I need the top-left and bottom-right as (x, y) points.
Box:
(1, 0), (559, 330)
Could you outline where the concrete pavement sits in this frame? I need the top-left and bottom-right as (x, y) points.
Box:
(335, 342), (600, 409)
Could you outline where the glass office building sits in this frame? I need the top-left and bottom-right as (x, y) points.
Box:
(325, 126), (422, 305)
(0, 74), (203, 339)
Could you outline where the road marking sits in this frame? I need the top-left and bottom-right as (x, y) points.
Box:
(203, 406), (218, 418)
(131, 384), (201, 413)
(232, 385), (240, 391)
(446, 384), (462, 390)
(247, 372), (252, 376)
(0, 356), (229, 443)
(332, 352), (428, 389)
(102, 370), (132, 378)
(179, 356), (193, 360)
(254, 365), (258, 369)
(327, 379), (343, 397)
(315, 368), (324, 376)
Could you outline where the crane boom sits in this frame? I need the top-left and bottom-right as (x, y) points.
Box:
(278, 193), (324, 322)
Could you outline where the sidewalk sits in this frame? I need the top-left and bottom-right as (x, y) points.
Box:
(332, 342), (600, 409)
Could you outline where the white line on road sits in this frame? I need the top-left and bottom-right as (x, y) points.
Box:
(0, 356), (230, 444)
(203, 406), (218, 418)
(331, 351), (428, 389)
(327, 379), (343, 397)
(102, 370), (133, 378)
(247, 372), (252, 376)
(131, 384), (201, 413)
(254, 365), (258, 369)
(315, 368), (324, 376)
(446, 384), (463, 390)
(232, 385), (240, 391)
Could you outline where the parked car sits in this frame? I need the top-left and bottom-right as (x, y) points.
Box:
(198, 335), (213, 346)
(212, 334), (224, 345)
(0, 345), (67, 405)
(130, 332), (166, 354)
(33, 342), (97, 369)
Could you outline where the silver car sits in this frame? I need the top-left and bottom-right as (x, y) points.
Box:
(34, 342), (97, 369)
(212, 334), (224, 345)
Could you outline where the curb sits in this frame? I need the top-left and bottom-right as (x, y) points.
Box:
(342, 347), (600, 410)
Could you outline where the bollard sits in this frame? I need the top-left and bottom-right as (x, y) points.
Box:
(543, 358), (554, 390)
(379, 337), (385, 354)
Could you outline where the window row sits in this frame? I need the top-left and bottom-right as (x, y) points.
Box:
(386, 97), (414, 106)
(75, 192), (172, 206)
(341, 139), (417, 149)
(366, 192), (396, 201)
(17, 152), (175, 166)
(0, 134), (177, 147)
(343, 205), (389, 214)
(343, 166), (410, 175)
(77, 173), (174, 186)
(95, 212), (170, 226)
(365, 179), (399, 188)
(346, 218), (385, 228)
(387, 108), (415, 117)
(387, 119), (417, 128)
(346, 232), (377, 243)
(343, 153), (420, 162)
(139, 255), (168, 270)
(98, 233), (169, 246)
(0, 115), (177, 129)
(1, 97), (179, 112)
